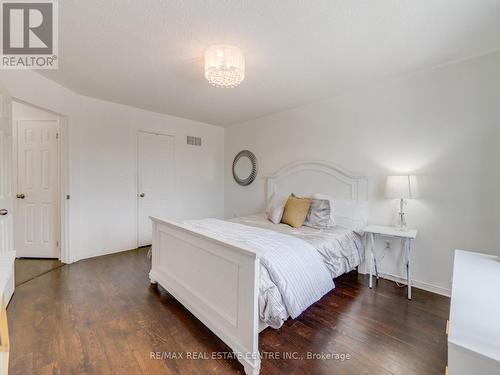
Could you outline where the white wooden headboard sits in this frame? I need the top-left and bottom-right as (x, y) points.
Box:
(265, 160), (367, 202)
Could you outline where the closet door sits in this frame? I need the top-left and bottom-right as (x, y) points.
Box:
(137, 131), (174, 247)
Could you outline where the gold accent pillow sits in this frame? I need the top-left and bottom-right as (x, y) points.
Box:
(281, 195), (312, 228)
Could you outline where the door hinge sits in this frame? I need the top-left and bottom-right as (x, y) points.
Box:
(56, 132), (59, 139)
(56, 241), (59, 247)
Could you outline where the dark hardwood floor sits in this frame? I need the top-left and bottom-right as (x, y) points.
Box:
(15, 258), (63, 286)
(7, 248), (449, 375)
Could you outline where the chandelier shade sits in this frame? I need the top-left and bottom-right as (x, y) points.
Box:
(204, 45), (245, 88)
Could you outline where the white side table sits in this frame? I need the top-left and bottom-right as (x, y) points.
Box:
(364, 225), (418, 300)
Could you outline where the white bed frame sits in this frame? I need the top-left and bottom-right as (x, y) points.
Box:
(149, 160), (367, 375)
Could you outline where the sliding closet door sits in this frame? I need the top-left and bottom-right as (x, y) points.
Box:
(137, 131), (174, 247)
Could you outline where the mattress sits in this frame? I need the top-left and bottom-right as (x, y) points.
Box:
(230, 214), (365, 328)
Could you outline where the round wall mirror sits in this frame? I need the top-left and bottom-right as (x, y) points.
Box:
(232, 150), (258, 186)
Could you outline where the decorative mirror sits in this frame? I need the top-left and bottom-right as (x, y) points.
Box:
(232, 150), (258, 186)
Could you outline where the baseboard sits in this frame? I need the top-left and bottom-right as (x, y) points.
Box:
(71, 247), (140, 263)
(370, 272), (451, 297)
(357, 259), (450, 297)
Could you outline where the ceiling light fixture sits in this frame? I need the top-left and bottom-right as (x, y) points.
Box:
(204, 45), (245, 88)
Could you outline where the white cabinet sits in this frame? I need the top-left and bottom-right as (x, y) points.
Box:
(0, 251), (14, 375)
(0, 251), (15, 306)
(448, 250), (500, 374)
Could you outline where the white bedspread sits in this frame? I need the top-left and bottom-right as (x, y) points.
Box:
(233, 214), (364, 278)
(232, 214), (364, 328)
(183, 218), (334, 320)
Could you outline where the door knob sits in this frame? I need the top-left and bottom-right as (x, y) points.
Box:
(139, 193), (145, 198)
(0, 209), (7, 216)
(16, 193), (25, 199)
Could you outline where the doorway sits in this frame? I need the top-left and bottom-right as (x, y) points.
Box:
(13, 101), (66, 260)
(0, 128), (13, 255)
(136, 131), (174, 247)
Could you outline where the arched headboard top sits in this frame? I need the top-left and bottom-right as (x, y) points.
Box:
(265, 160), (367, 202)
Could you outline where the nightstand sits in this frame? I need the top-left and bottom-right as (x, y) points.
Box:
(364, 225), (418, 300)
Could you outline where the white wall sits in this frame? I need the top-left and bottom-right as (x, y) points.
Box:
(13, 101), (59, 120)
(225, 51), (500, 295)
(0, 83), (11, 134)
(1, 71), (224, 263)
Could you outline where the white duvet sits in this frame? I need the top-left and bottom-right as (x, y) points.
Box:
(183, 218), (334, 321)
(233, 214), (364, 278)
(183, 215), (364, 329)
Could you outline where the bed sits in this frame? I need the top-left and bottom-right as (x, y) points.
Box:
(149, 160), (368, 375)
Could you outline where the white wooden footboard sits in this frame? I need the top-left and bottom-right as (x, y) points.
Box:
(149, 217), (261, 375)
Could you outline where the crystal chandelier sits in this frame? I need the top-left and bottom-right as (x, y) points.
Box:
(204, 45), (245, 88)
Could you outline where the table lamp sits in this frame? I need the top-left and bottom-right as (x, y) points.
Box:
(385, 175), (419, 230)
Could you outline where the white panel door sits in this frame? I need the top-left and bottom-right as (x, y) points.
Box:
(0, 130), (13, 255)
(137, 131), (174, 247)
(15, 120), (59, 258)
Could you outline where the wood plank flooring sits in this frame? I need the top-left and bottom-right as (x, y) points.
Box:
(7, 248), (449, 375)
(15, 258), (63, 286)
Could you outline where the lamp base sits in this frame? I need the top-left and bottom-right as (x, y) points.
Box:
(397, 202), (407, 230)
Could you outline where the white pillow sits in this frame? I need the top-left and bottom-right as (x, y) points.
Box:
(334, 199), (368, 232)
(312, 194), (369, 232)
(265, 193), (287, 224)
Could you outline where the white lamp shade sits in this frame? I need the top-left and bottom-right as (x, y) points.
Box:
(385, 175), (419, 199)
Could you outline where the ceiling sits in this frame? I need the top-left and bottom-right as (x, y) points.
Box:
(40, 0), (500, 127)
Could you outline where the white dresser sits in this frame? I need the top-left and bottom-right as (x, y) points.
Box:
(0, 251), (15, 306)
(0, 251), (15, 375)
(448, 250), (500, 374)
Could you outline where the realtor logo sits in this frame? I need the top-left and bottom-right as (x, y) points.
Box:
(1, 0), (58, 69)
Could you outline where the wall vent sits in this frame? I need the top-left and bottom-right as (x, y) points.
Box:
(187, 136), (202, 146)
